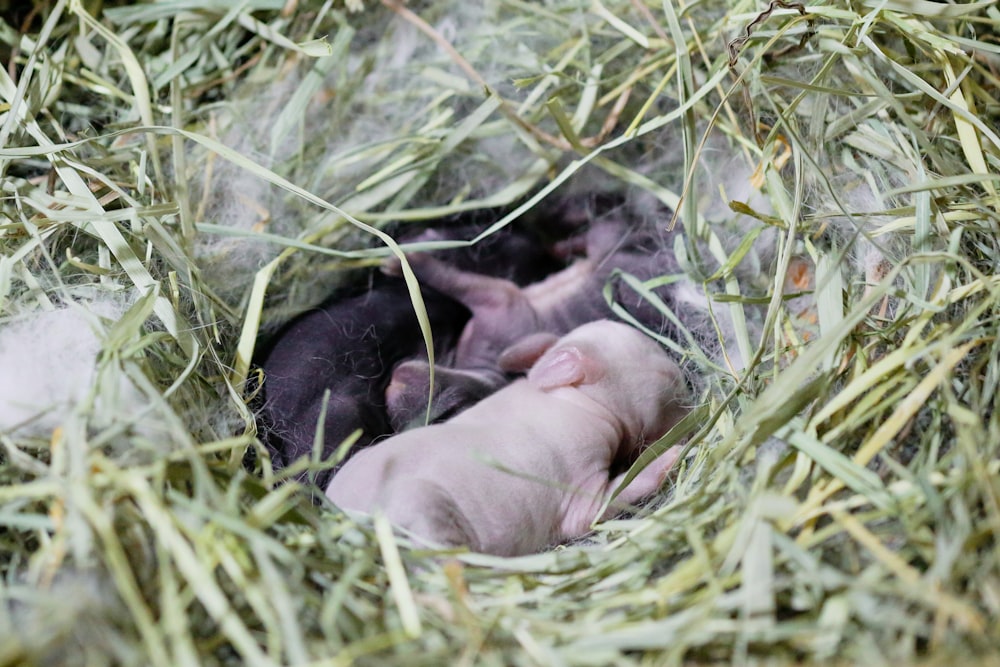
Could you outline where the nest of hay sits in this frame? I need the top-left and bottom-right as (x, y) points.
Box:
(2, 0), (999, 665)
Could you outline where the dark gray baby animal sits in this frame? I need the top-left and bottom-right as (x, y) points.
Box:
(254, 226), (562, 491)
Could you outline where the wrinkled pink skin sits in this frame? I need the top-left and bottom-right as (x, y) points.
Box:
(326, 320), (690, 557)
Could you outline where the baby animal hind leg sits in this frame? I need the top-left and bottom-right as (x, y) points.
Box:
(385, 253), (542, 367)
(385, 359), (503, 430)
(385, 253), (528, 315)
(388, 479), (480, 551)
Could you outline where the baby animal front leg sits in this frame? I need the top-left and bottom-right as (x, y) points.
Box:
(600, 446), (682, 519)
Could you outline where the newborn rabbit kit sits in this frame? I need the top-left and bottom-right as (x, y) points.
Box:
(326, 320), (691, 556)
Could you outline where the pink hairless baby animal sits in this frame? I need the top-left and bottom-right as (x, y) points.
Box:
(325, 320), (690, 557)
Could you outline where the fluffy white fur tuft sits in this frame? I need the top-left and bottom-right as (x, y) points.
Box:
(0, 298), (144, 437)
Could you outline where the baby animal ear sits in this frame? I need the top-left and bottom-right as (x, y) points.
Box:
(498, 332), (560, 373)
(527, 345), (605, 390)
